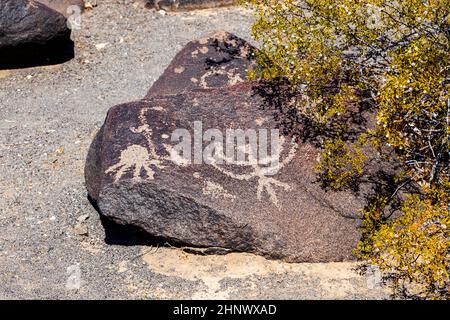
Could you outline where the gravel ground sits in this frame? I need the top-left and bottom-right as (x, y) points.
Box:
(0, 0), (390, 299)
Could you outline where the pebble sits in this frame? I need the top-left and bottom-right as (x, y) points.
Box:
(95, 43), (109, 51)
(74, 223), (89, 236)
(77, 214), (90, 222)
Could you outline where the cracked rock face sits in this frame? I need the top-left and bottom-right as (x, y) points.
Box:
(85, 83), (363, 262)
(0, 0), (71, 49)
(145, 30), (257, 98)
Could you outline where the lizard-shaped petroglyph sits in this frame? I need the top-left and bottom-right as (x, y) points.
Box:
(106, 108), (165, 182)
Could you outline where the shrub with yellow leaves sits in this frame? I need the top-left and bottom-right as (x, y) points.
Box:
(245, 0), (450, 299)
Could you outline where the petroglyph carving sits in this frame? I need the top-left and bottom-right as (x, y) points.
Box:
(209, 136), (297, 209)
(199, 67), (244, 89)
(105, 102), (296, 208)
(106, 108), (165, 182)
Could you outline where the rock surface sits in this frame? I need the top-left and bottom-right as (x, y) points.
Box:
(86, 83), (363, 263)
(0, 0), (71, 49)
(145, 30), (256, 98)
(146, 0), (236, 11)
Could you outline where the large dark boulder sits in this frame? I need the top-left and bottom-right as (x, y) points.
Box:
(145, 30), (256, 98)
(146, 0), (236, 11)
(0, 0), (70, 49)
(0, 0), (74, 68)
(85, 83), (363, 262)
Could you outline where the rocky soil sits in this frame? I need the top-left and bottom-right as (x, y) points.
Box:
(0, 0), (390, 299)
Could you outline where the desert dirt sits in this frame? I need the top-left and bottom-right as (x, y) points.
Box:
(0, 0), (389, 299)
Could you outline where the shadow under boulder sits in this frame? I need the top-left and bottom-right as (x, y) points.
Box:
(0, 37), (75, 69)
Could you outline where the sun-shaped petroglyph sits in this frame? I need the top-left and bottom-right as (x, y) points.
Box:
(106, 108), (165, 182)
(208, 137), (297, 209)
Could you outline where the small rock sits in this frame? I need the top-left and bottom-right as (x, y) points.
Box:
(74, 223), (88, 236)
(117, 260), (128, 273)
(84, 2), (94, 10)
(55, 147), (65, 155)
(77, 214), (90, 222)
(95, 43), (109, 51)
